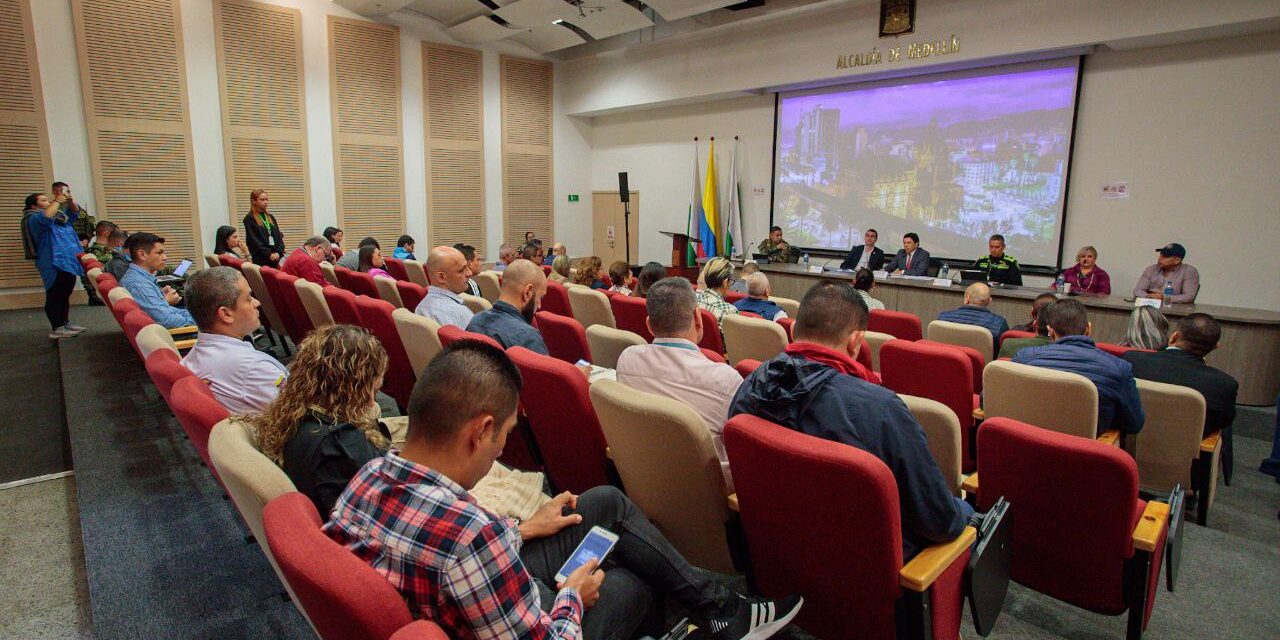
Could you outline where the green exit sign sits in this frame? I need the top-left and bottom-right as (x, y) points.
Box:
(567, 194), (580, 202)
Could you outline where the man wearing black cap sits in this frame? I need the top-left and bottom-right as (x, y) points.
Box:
(1132, 242), (1199, 303)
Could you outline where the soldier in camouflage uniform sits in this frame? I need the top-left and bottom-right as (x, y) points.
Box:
(53, 182), (106, 305)
(756, 225), (796, 264)
(973, 234), (1022, 286)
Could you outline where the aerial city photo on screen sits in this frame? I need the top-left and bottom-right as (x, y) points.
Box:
(775, 61), (1080, 266)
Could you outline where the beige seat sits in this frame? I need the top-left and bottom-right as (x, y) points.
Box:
(241, 263), (289, 340)
(899, 394), (963, 496)
(863, 330), (896, 371)
(392, 308), (444, 375)
(461, 293), (491, 314)
(86, 267), (103, 281)
(403, 259), (429, 287)
(108, 286), (135, 306)
(585, 325), (644, 369)
(568, 287), (616, 329)
(1133, 379), (1206, 495)
(204, 254), (221, 269)
(721, 314), (787, 365)
(474, 271), (501, 302)
(319, 261), (340, 287)
(294, 279), (334, 330)
(590, 380), (735, 573)
(927, 319), (994, 363)
(983, 360), (1098, 439)
(136, 323), (181, 358)
(769, 295), (800, 317)
(374, 275), (404, 308)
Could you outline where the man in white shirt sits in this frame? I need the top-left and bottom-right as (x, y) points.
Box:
(181, 266), (288, 414)
(615, 277), (744, 491)
(415, 245), (475, 329)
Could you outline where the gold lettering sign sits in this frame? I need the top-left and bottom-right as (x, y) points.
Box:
(835, 34), (961, 69)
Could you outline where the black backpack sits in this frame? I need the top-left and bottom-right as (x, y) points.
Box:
(21, 210), (39, 260)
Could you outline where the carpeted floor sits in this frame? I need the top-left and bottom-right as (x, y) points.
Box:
(0, 309), (73, 484)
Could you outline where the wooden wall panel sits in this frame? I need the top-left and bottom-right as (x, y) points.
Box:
(423, 43), (484, 253)
(500, 56), (553, 247)
(329, 16), (403, 246)
(0, 0), (53, 288)
(73, 0), (201, 262)
(213, 0), (310, 246)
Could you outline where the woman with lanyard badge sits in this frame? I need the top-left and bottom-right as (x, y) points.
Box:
(1057, 245), (1112, 295)
(242, 189), (284, 266)
(25, 191), (86, 339)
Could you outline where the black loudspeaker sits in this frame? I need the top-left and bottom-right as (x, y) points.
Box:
(618, 172), (630, 202)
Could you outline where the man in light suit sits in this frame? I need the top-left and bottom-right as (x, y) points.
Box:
(840, 228), (886, 271)
(885, 232), (931, 276)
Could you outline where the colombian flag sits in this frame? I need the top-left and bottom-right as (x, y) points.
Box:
(700, 138), (720, 256)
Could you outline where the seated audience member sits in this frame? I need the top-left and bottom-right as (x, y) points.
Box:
(393, 235), (416, 261)
(119, 232), (196, 329)
(87, 221), (118, 264)
(631, 261), (666, 298)
(357, 244), (393, 279)
(493, 243), (516, 273)
(972, 234), (1022, 286)
(938, 282), (1010, 351)
(885, 232), (931, 276)
(1013, 299), (1145, 435)
(251, 324), (391, 516)
(325, 341), (801, 640)
(1059, 245), (1111, 295)
(1132, 242), (1199, 303)
(103, 228), (131, 280)
(573, 256), (607, 290)
(323, 227), (344, 254)
(1123, 313), (1239, 483)
(181, 266), (287, 413)
(548, 254), (572, 285)
(729, 281), (972, 558)
(840, 228), (886, 271)
(415, 246), (475, 329)
(852, 268), (885, 311)
(733, 273), (787, 321)
(337, 237), (378, 270)
(281, 236), (333, 287)
(452, 243), (484, 296)
(617, 278), (743, 490)
(214, 224), (247, 259)
(524, 230), (538, 246)
(545, 242), (566, 265)
(607, 261), (633, 296)
(729, 262), (759, 294)
(1119, 305), (1169, 350)
(695, 257), (741, 324)
(998, 294), (1057, 359)
(467, 259), (550, 355)
(520, 243), (545, 265)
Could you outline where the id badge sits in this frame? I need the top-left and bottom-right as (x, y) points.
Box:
(267, 235), (275, 247)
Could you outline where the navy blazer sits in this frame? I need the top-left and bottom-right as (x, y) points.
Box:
(840, 245), (886, 271)
(885, 248), (931, 276)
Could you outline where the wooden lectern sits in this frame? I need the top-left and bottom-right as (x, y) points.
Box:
(660, 231), (700, 280)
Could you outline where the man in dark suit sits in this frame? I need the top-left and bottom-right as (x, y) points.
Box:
(1122, 313), (1238, 485)
(884, 232), (931, 276)
(840, 228), (886, 271)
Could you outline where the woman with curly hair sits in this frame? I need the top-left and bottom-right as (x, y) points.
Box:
(572, 255), (606, 289)
(250, 324), (391, 515)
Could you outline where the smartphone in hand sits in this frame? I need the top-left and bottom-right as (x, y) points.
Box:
(555, 526), (618, 583)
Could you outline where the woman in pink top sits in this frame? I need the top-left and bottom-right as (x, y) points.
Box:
(357, 245), (393, 279)
(1058, 245), (1111, 295)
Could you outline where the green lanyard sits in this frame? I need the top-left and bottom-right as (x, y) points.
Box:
(257, 212), (273, 232)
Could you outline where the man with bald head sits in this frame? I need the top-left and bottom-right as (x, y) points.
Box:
(415, 245), (475, 328)
(467, 259), (549, 355)
(937, 282), (1009, 351)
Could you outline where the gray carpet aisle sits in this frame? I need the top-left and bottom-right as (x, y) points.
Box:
(0, 309), (73, 483)
(60, 307), (310, 640)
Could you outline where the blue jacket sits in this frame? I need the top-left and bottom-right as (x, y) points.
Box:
(466, 300), (549, 356)
(733, 297), (786, 320)
(938, 305), (1009, 352)
(393, 247), (416, 261)
(1013, 335), (1145, 434)
(728, 351), (972, 558)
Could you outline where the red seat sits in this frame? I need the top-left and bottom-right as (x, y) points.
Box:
(880, 339), (979, 471)
(219, 254), (245, 270)
(541, 264), (552, 276)
(275, 271), (316, 342)
(354, 296), (417, 410)
(396, 281), (426, 311)
(778, 317), (794, 342)
(734, 358), (762, 377)
(976, 418), (1169, 636)
(122, 309), (155, 358)
(263, 492), (416, 640)
(382, 257), (409, 281)
(696, 308), (724, 354)
(724, 414), (971, 640)
(507, 346), (612, 494)
(609, 294), (654, 342)
(169, 376), (231, 475)
(337, 268), (380, 299)
(323, 286), (362, 326)
(701, 347), (727, 363)
(390, 620), (450, 640)
(868, 309), (923, 341)
(918, 339), (984, 394)
(999, 329), (1036, 345)
(436, 324), (502, 350)
(261, 267), (304, 343)
(144, 349), (193, 403)
(856, 337), (874, 371)
(1097, 341), (1150, 357)
(739, 311), (763, 319)
(541, 280), (573, 317)
(110, 297), (141, 331)
(535, 311), (591, 364)
(724, 290), (746, 304)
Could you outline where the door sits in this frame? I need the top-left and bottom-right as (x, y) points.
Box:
(592, 191), (639, 265)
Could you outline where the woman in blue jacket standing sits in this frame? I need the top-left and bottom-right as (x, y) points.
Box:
(25, 191), (86, 339)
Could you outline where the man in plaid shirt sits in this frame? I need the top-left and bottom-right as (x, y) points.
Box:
(325, 341), (801, 640)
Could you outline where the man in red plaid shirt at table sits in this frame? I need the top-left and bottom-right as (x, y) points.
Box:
(324, 341), (801, 640)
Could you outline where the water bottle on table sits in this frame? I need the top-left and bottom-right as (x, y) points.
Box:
(1054, 273), (1065, 294)
(1163, 280), (1175, 302)
(801, 253), (810, 268)
(939, 263), (951, 281)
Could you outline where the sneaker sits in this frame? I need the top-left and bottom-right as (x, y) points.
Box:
(64, 323), (87, 333)
(708, 594), (803, 640)
(49, 326), (81, 339)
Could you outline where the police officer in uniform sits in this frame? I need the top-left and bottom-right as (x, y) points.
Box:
(756, 225), (796, 263)
(974, 234), (1022, 286)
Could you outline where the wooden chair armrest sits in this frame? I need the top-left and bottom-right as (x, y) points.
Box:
(1096, 429), (1121, 446)
(1200, 431), (1221, 453)
(972, 407), (985, 421)
(727, 493), (739, 512)
(899, 526), (977, 592)
(168, 325), (198, 336)
(174, 339), (197, 351)
(961, 473), (979, 495)
(1132, 500), (1170, 552)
